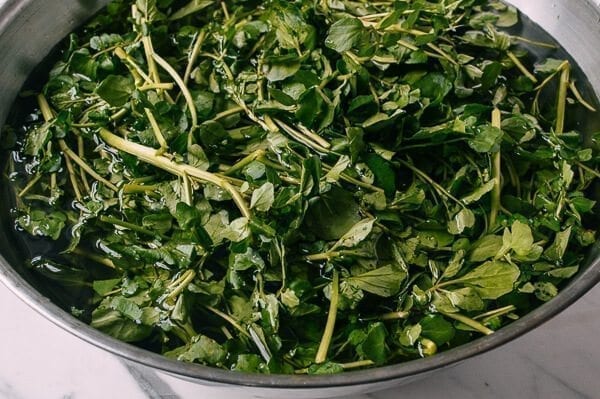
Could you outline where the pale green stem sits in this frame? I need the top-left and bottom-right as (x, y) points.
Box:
(183, 30), (206, 85)
(205, 305), (252, 339)
(144, 107), (169, 154)
(315, 270), (340, 364)
(37, 94), (118, 192)
(556, 62), (570, 135)
(507, 51), (538, 83)
(152, 52), (198, 135)
(167, 269), (196, 300)
(440, 311), (495, 336)
(99, 128), (251, 218)
(489, 108), (502, 230)
(71, 247), (115, 269)
(99, 215), (166, 238)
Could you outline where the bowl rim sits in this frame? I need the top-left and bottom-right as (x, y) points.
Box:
(1, 0), (600, 389)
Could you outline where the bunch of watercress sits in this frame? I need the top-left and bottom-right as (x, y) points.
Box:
(3, 0), (599, 374)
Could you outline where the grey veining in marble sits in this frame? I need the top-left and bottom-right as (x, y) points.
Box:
(1, 279), (600, 399)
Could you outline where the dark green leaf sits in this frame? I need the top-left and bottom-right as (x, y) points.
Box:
(96, 75), (134, 107)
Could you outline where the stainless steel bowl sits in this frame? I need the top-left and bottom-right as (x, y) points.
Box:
(1, 1), (600, 397)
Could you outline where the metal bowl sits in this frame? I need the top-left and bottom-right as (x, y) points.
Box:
(1, 1), (600, 397)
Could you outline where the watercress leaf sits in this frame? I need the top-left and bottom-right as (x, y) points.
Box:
(93, 278), (121, 296)
(544, 226), (572, 261)
(17, 210), (67, 240)
(109, 296), (143, 321)
(335, 218), (376, 249)
(398, 324), (422, 347)
(420, 315), (455, 346)
(446, 287), (484, 311)
(232, 354), (264, 373)
(325, 17), (366, 53)
(96, 75), (134, 107)
(468, 124), (503, 153)
(231, 247), (265, 271)
(452, 260), (520, 299)
(534, 58), (565, 75)
(346, 127), (365, 164)
(413, 72), (452, 104)
(447, 208), (475, 235)
(250, 182), (275, 212)
(177, 335), (227, 365)
(308, 362), (345, 374)
(304, 186), (361, 240)
(24, 123), (52, 156)
(461, 180), (496, 204)
(169, 0), (214, 20)
(496, 5), (519, 27)
(360, 322), (388, 364)
(346, 264), (406, 297)
(510, 220), (534, 257)
(91, 308), (152, 342)
(365, 153), (396, 196)
(263, 59), (302, 82)
(547, 266), (579, 279)
(534, 281), (558, 302)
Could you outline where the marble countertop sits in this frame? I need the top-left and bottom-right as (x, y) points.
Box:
(1, 279), (599, 399)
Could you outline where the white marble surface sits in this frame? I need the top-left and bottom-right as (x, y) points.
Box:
(1, 279), (599, 399)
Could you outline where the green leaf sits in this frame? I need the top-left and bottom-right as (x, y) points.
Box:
(17, 210), (67, 241)
(360, 322), (387, 364)
(346, 127), (365, 164)
(447, 208), (475, 235)
(346, 264), (406, 297)
(534, 58), (565, 75)
(446, 287), (484, 311)
(334, 218), (375, 249)
(93, 279), (121, 296)
(263, 59), (302, 82)
(325, 17), (366, 53)
(544, 226), (572, 261)
(461, 180), (496, 204)
(413, 72), (452, 104)
(251, 182), (275, 212)
(169, 0), (213, 20)
(96, 75), (134, 107)
(230, 247), (265, 271)
(24, 123), (52, 156)
(91, 308), (152, 342)
(468, 124), (503, 153)
(510, 220), (534, 257)
(304, 186), (361, 240)
(496, 5), (519, 27)
(109, 297), (143, 321)
(232, 354), (264, 373)
(547, 266), (579, 279)
(365, 153), (396, 196)
(420, 315), (455, 346)
(398, 324), (422, 347)
(451, 260), (520, 299)
(534, 281), (558, 302)
(177, 335), (227, 365)
(469, 235), (503, 262)
(308, 362), (345, 374)
(481, 62), (502, 90)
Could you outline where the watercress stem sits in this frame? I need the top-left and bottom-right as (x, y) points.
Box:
(99, 128), (251, 218)
(489, 107), (502, 230)
(556, 62), (570, 134)
(315, 270), (339, 364)
(440, 311), (494, 336)
(99, 215), (166, 238)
